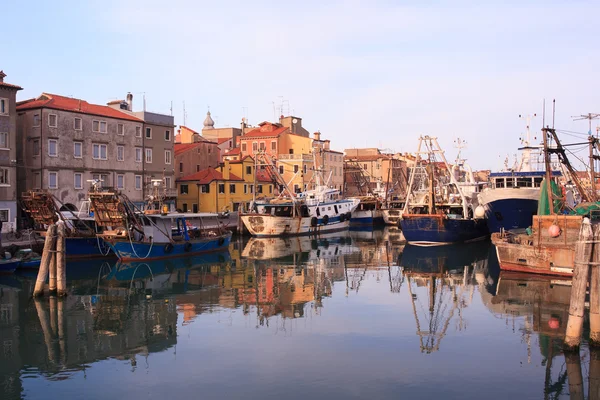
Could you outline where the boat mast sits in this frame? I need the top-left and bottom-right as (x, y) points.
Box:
(430, 137), (469, 218)
(402, 137), (424, 215)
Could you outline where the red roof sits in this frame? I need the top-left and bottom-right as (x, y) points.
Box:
(217, 137), (232, 145)
(224, 147), (241, 156)
(178, 167), (242, 183)
(16, 93), (141, 122)
(174, 143), (200, 157)
(240, 122), (288, 139)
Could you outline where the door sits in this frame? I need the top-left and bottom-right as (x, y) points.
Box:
(193, 204), (198, 213)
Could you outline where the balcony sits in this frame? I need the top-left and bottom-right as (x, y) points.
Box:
(278, 154), (313, 161)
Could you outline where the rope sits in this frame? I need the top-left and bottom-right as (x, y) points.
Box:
(125, 218), (154, 260)
(95, 224), (111, 256)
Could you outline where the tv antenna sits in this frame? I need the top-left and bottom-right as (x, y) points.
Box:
(572, 113), (600, 136)
(182, 101), (187, 126)
(453, 137), (467, 162)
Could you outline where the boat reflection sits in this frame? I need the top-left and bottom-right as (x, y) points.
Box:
(400, 241), (490, 353)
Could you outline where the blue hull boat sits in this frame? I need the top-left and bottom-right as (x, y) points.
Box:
(65, 236), (112, 259)
(105, 231), (233, 261)
(0, 259), (21, 274)
(483, 198), (538, 233)
(400, 214), (489, 245)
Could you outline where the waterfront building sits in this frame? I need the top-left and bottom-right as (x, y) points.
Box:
(0, 71), (22, 230)
(344, 148), (408, 197)
(174, 126), (220, 181)
(176, 156), (273, 213)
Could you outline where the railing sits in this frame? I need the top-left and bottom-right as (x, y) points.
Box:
(278, 154), (313, 161)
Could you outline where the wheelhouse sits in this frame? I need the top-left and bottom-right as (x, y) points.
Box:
(489, 171), (562, 189)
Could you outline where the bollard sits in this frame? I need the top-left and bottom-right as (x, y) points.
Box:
(56, 223), (67, 297)
(33, 225), (57, 297)
(564, 218), (593, 350)
(48, 251), (57, 295)
(34, 299), (57, 363)
(592, 223), (600, 347)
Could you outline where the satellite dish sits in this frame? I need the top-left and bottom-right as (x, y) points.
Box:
(292, 118), (298, 124)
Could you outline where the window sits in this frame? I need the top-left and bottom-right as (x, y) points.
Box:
(93, 144), (107, 160)
(145, 148), (152, 163)
(0, 132), (8, 149)
(279, 166), (284, 174)
(165, 150), (171, 164)
(33, 139), (40, 156)
(0, 98), (7, 115)
(165, 130), (171, 141)
(117, 145), (124, 161)
(74, 142), (82, 158)
(117, 174), (124, 189)
(246, 166), (252, 175)
(33, 114), (40, 127)
(135, 126), (142, 137)
(49, 172), (58, 189)
(241, 143), (247, 152)
(74, 118), (82, 131)
(182, 203), (188, 212)
(117, 123), (124, 135)
(193, 204), (198, 213)
(201, 184), (210, 193)
(135, 147), (142, 162)
(363, 163), (367, 170)
(269, 185), (272, 193)
(230, 184), (236, 194)
(48, 114), (57, 127)
(180, 184), (189, 195)
(74, 173), (83, 189)
(179, 162), (183, 173)
(135, 175), (142, 190)
(48, 139), (58, 157)
(244, 184), (247, 194)
(0, 168), (8, 185)
(218, 183), (225, 194)
(165, 177), (171, 188)
(100, 121), (107, 133)
(271, 141), (277, 151)
(249, 185), (253, 194)
(0, 210), (8, 222)
(252, 142), (258, 152)
(259, 142), (266, 151)
(294, 184), (300, 193)
(294, 165), (299, 173)
(196, 165), (200, 172)
(92, 120), (107, 133)
(208, 147), (211, 154)
(34, 172), (41, 189)
(303, 164), (307, 174)
(145, 127), (152, 139)
(257, 184), (263, 194)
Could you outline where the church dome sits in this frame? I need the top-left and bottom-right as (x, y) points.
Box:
(203, 110), (215, 129)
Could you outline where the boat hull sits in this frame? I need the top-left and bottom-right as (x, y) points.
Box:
(104, 232), (232, 261)
(400, 214), (489, 245)
(478, 188), (539, 233)
(65, 236), (113, 259)
(241, 214), (350, 237)
(0, 259), (20, 274)
(350, 209), (385, 226)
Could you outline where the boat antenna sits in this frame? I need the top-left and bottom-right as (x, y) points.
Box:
(571, 112), (600, 136)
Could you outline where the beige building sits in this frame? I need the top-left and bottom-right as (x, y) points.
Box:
(0, 71), (22, 230)
(344, 148), (408, 197)
(200, 111), (242, 145)
(17, 92), (175, 209)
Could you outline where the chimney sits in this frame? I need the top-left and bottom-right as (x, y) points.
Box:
(313, 131), (321, 141)
(126, 92), (133, 111)
(223, 160), (230, 180)
(0, 71), (5, 83)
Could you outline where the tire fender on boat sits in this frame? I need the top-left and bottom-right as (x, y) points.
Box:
(184, 242), (192, 252)
(345, 212), (352, 221)
(322, 215), (329, 225)
(339, 213), (345, 222)
(218, 237), (225, 246)
(164, 243), (174, 254)
(311, 217), (318, 227)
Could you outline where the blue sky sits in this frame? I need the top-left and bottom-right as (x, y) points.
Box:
(2, 0), (599, 169)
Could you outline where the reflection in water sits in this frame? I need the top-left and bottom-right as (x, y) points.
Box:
(1, 230), (599, 399)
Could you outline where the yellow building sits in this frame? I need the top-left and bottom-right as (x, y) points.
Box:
(176, 156), (273, 213)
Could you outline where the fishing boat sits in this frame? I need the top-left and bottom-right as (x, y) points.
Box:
(89, 185), (231, 261)
(20, 189), (113, 259)
(382, 198), (405, 226)
(0, 257), (21, 274)
(492, 127), (595, 277)
(241, 152), (359, 237)
(15, 249), (42, 269)
(400, 136), (488, 245)
(349, 195), (384, 225)
(478, 115), (562, 233)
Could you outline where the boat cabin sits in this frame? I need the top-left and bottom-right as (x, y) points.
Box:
(138, 213), (222, 243)
(489, 171), (561, 189)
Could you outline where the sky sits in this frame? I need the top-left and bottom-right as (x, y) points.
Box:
(2, 0), (599, 169)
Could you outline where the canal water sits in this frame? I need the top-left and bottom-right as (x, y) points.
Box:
(0, 227), (593, 399)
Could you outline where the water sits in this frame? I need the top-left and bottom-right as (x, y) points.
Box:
(0, 227), (593, 399)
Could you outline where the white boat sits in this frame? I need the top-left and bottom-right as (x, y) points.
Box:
(241, 152), (360, 237)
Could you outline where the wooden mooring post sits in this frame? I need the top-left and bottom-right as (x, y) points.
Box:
(33, 223), (67, 297)
(592, 223), (600, 347)
(565, 350), (585, 400)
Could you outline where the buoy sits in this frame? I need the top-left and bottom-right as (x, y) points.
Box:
(474, 206), (486, 219)
(548, 224), (561, 238)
